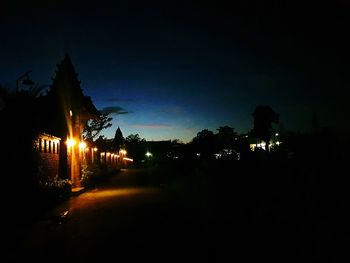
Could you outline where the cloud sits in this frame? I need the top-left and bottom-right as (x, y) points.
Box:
(99, 106), (131, 115)
(128, 124), (172, 129)
(104, 97), (135, 103)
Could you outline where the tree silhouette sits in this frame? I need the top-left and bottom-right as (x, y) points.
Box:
(251, 105), (279, 152)
(125, 133), (145, 144)
(83, 112), (112, 141)
(95, 135), (109, 152)
(112, 126), (124, 151)
(216, 126), (237, 150)
(125, 133), (146, 162)
(191, 129), (215, 158)
(0, 83), (43, 193)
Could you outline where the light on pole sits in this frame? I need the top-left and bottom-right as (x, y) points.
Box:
(16, 70), (34, 94)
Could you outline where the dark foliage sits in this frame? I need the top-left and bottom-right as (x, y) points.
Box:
(83, 112), (112, 141)
(125, 133), (146, 163)
(112, 126), (125, 151)
(251, 105), (279, 151)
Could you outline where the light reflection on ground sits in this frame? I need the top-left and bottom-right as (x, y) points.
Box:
(81, 187), (161, 199)
(51, 185), (165, 215)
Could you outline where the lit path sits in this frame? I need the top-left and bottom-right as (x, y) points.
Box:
(9, 168), (213, 262)
(7, 167), (330, 262)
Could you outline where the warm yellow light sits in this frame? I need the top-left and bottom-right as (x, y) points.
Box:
(66, 138), (76, 147)
(123, 157), (133, 162)
(79, 142), (87, 150)
(69, 110), (73, 117)
(84, 188), (160, 199)
(93, 147), (98, 152)
(120, 149), (127, 155)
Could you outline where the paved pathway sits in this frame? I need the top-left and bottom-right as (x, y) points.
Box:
(8, 167), (338, 262)
(7, 168), (214, 262)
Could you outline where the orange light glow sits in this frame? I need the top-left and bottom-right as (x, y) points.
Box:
(66, 138), (76, 147)
(79, 142), (87, 150)
(81, 187), (160, 199)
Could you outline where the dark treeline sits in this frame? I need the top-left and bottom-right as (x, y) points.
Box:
(169, 133), (349, 260)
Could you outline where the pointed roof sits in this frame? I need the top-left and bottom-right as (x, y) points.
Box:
(47, 53), (100, 117)
(48, 53), (83, 105)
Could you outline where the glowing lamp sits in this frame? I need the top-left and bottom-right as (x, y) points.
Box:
(79, 142), (87, 150)
(66, 138), (76, 147)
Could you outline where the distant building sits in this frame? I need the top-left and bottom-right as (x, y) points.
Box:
(249, 133), (281, 151)
(145, 140), (173, 161)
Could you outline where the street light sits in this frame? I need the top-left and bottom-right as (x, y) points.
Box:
(16, 70), (34, 94)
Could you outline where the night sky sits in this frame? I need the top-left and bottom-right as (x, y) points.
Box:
(1, 0), (349, 142)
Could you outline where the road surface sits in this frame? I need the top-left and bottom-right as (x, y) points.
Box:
(7, 168), (226, 262)
(8, 166), (341, 262)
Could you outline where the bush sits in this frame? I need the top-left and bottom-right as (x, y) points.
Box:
(81, 163), (99, 187)
(37, 174), (72, 204)
(81, 163), (118, 188)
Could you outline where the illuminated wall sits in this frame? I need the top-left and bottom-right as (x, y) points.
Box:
(36, 133), (61, 180)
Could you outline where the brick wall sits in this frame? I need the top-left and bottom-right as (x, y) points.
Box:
(36, 133), (61, 179)
(38, 152), (59, 179)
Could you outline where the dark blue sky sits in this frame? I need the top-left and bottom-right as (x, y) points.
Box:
(1, 0), (349, 142)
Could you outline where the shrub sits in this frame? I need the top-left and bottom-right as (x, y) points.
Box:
(81, 163), (120, 188)
(37, 174), (72, 204)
